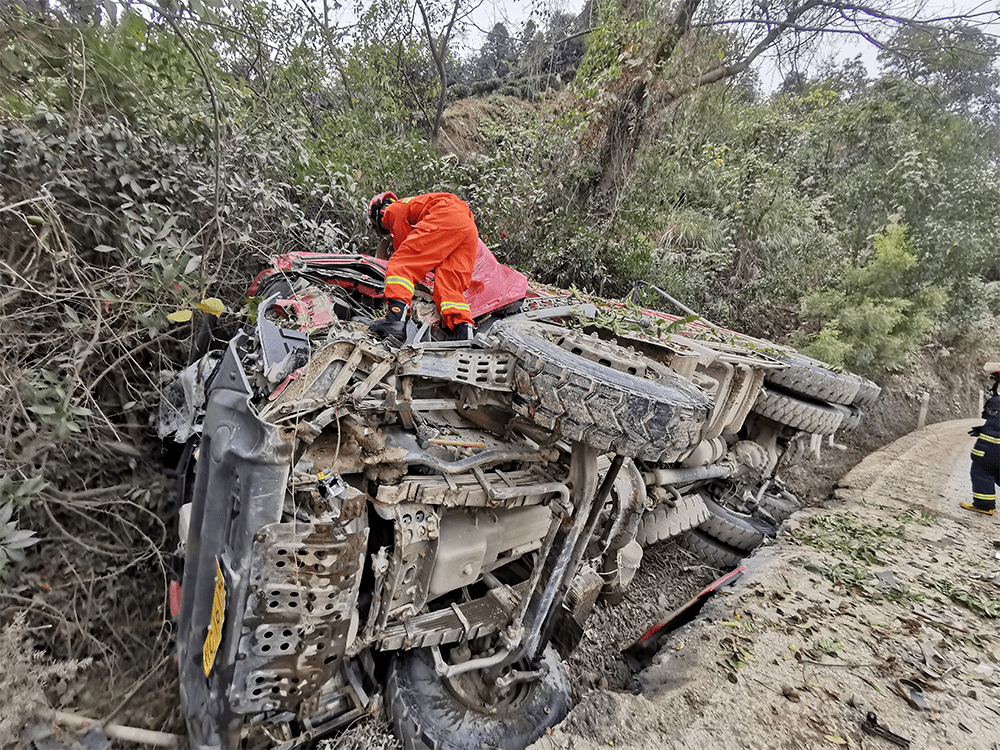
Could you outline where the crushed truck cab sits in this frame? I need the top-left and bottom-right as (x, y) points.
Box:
(159, 247), (878, 749)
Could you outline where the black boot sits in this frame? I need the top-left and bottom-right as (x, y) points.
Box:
(443, 322), (474, 341)
(369, 300), (409, 341)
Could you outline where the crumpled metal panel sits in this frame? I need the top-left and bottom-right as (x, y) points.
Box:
(259, 338), (396, 424)
(248, 246), (528, 319)
(157, 351), (223, 442)
(463, 240), (528, 317)
(257, 296), (311, 387)
(176, 332), (297, 749)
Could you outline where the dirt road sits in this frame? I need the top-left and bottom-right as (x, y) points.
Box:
(534, 419), (1000, 750)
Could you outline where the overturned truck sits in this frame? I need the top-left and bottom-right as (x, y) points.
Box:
(159, 245), (878, 750)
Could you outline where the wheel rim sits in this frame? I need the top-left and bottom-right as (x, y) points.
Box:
(443, 667), (534, 717)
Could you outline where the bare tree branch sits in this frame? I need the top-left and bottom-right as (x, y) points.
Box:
(653, 0), (703, 67)
(668, 0), (826, 97)
(414, 0), (462, 146)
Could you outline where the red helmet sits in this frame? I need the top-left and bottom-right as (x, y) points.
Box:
(368, 191), (397, 234)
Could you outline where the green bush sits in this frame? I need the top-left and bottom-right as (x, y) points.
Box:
(795, 223), (947, 373)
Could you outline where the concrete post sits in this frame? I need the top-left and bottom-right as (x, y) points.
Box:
(917, 391), (930, 431)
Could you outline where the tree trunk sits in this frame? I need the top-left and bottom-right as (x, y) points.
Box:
(591, 0), (701, 202)
(590, 0), (827, 206)
(415, 0), (462, 148)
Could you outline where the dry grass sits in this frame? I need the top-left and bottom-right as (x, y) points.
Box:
(0, 612), (90, 746)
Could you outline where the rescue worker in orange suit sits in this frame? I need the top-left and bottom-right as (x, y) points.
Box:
(367, 191), (477, 342)
(964, 361), (1000, 516)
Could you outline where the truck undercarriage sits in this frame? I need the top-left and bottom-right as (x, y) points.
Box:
(159, 249), (879, 749)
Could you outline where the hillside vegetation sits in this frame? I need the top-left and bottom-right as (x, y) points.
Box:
(1, 0), (999, 739)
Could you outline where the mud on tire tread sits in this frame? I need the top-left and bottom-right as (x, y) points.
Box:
(386, 645), (570, 750)
(752, 387), (844, 435)
(766, 353), (860, 406)
(699, 497), (779, 553)
(494, 318), (711, 462)
(636, 493), (711, 547)
(679, 529), (745, 570)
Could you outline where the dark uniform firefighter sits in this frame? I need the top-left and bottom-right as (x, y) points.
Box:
(963, 361), (1000, 516)
(366, 191), (478, 343)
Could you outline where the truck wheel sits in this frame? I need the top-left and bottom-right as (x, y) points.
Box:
(751, 387), (843, 435)
(765, 353), (860, 406)
(678, 529), (745, 570)
(635, 492), (711, 547)
(852, 377), (881, 409)
(758, 488), (802, 522)
(831, 403), (863, 431)
(698, 496), (778, 553)
(492, 318), (711, 462)
(386, 644), (570, 750)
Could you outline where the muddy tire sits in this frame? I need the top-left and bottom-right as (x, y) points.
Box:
(752, 387), (843, 435)
(852, 377), (881, 409)
(636, 493), (711, 547)
(831, 403), (863, 431)
(758, 488), (802, 522)
(492, 318), (711, 462)
(386, 645), (570, 750)
(678, 529), (745, 570)
(699, 497), (779, 553)
(766, 353), (860, 406)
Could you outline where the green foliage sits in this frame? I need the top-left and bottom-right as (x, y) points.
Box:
(795, 224), (947, 373)
(0, 477), (44, 585)
(920, 576), (1000, 619)
(895, 508), (937, 526)
(0, 502), (38, 586)
(797, 513), (905, 565)
(574, 0), (649, 93)
(814, 638), (844, 658)
(878, 23), (1000, 124)
(25, 369), (93, 439)
(0, 476), (48, 509)
(799, 321), (852, 370)
(0, 109), (216, 331)
(801, 560), (925, 605)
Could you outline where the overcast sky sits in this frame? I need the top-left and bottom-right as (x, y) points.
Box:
(457, 0), (583, 53)
(458, 0), (999, 77)
(395, 0), (1000, 95)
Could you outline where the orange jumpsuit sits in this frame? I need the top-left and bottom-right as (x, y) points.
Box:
(381, 193), (478, 328)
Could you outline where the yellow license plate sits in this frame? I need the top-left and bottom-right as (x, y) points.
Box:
(202, 557), (227, 677)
